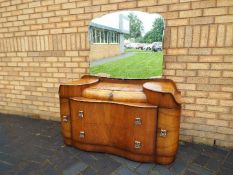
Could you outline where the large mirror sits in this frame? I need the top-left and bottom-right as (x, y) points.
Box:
(89, 11), (164, 79)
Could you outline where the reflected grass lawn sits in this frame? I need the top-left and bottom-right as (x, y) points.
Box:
(90, 52), (163, 79)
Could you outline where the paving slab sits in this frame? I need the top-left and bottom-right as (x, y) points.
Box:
(0, 114), (232, 175)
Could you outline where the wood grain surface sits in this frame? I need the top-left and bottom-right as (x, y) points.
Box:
(59, 75), (181, 164)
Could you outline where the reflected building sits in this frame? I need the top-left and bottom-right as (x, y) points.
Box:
(89, 14), (129, 61)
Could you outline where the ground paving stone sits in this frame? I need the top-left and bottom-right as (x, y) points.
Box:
(188, 164), (214, 175)
(15, 161), (42, 175)
(226, 151), (233, 163)
(135, 163), (155, 175)
(63, 162), (88, 175)
(40, 162), (61, 175)
(0, 114), (232, 175)
(220, 161), (233, 171)
(116, 167), (138, 175)
(151, 165), (173, 175)
(95, 158), (121, 174)
(170, 158), (187, 174)
(0, 161), (13, 172)
(205, 159), (222, 172)
(77, 152), (99, 166)
(218, 167), (233, 175)
(184, 169), (199, 175)
(81, 166), (98, 175)
(193, 154), (209, 166)
(109, 155), (140, 170)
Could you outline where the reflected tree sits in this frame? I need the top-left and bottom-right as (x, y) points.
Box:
(143, 17), (164, 43)
(125, 13), (144, 41)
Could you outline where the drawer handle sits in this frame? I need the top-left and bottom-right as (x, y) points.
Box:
(160, 129), (167, 137)
(80, 131), (85, 138)
(134, 117), (142, 125)
(134, 140), (141, 149)
(62, 115), (69, 122)
(78, 111), (84, 118)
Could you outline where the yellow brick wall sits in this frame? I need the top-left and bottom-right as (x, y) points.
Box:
(89, 44), (121, 61)
(0, 0), (232, 148)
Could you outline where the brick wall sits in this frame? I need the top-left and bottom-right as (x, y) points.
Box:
(0, 0), (232, 147)
(90, 43), (120, 61)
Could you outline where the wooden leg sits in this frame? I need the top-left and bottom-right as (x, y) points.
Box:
(64, 138), (72, 145)
(155, 156), (175, 165)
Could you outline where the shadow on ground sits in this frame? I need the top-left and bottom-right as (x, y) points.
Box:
(0, 114), (232, 175)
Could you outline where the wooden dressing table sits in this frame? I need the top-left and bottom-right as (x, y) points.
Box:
(59, 75), (181, 164)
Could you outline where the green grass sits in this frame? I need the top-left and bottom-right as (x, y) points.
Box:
(90, 52), (163, 79)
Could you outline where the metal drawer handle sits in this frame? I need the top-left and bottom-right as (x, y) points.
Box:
(134, 140), (141, 149)
(135, 117), (142, 125)
(62, 115), (69, 122)
(80, 131), (85, 138)
(160, 129), (167, 137)
(78, 111), (84, 118)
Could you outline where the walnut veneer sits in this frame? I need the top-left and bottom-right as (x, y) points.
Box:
(59, 75), (181, 165)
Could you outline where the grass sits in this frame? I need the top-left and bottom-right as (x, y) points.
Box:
(90, 52), (163, 79)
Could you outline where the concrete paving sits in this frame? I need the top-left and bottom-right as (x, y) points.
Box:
(90, 52), (136, 67)
(0, 114), (232, 175)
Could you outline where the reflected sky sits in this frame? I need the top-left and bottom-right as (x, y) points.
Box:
(92, 11), (161, 36)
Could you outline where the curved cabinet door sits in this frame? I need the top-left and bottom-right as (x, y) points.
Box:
(70, 99), (157, 156)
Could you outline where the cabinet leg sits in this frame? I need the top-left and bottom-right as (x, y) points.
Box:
(155, 156), (175, 165)
(64, 138), (72, 145)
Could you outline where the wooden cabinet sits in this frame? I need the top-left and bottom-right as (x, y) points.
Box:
(59, 75), (181, 164)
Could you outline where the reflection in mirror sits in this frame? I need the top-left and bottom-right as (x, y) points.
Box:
(89, 11), (164, 79)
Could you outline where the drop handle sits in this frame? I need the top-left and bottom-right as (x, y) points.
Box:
(160, 129), (167, 137)
(134, 117), (142, 125)
(78, 111), (84, 118)
(80, 131), (85, 138)
(62, 115), (69, 122)
(134, 140), (141, 149)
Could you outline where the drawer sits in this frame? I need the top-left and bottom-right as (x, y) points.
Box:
(127, 107), (157, 155)
(73, 124), (111, 145)
(70, 99), (157, 155)
(70, 100), (125, 126)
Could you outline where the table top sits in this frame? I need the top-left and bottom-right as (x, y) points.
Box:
(60, 75), (182, 107)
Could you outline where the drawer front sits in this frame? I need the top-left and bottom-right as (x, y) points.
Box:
(127, 107), (157, 155)
(70, 99), (157, 155)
